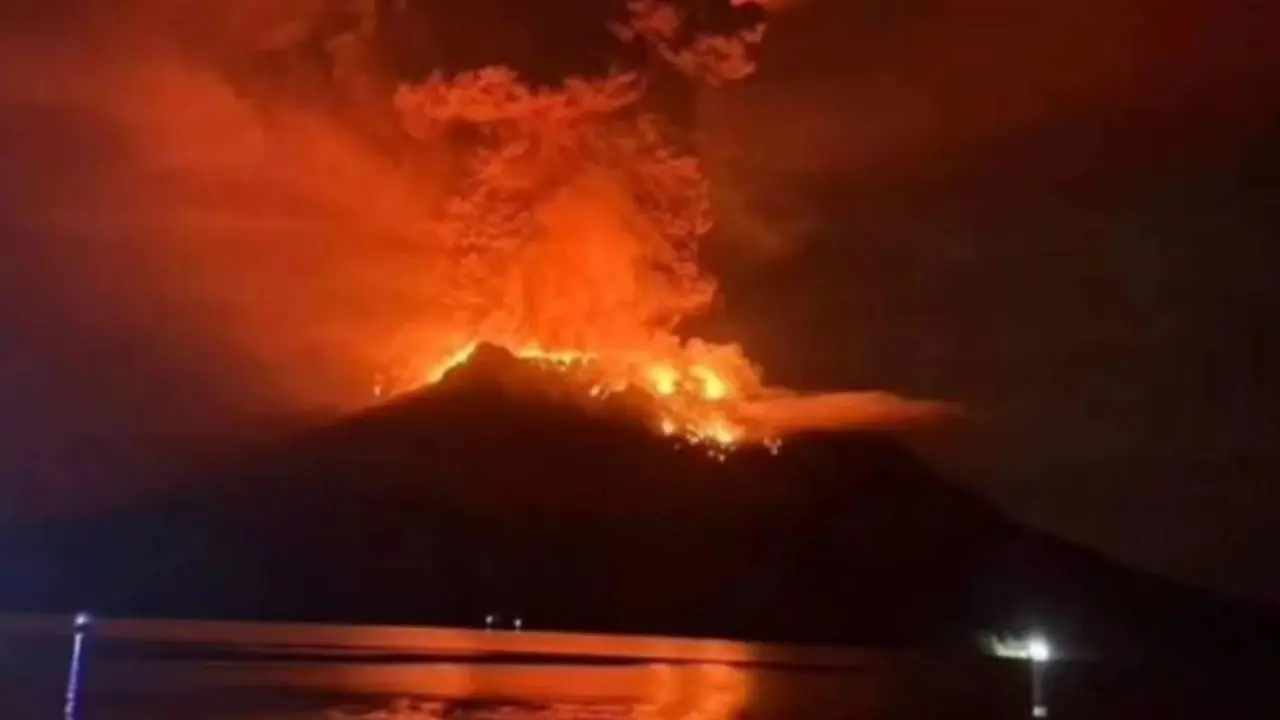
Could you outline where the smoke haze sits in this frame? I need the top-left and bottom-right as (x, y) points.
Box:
(0, 2), (463, 514)
(740, 392), (962, 437)
(0, 1), (932, 515)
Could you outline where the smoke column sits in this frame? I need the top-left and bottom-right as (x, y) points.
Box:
(0, 1), (958, 516)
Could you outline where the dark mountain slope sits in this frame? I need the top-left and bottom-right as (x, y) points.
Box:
(2, 345), (1276, 656)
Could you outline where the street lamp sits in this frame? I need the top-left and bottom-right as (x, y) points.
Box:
(983, 632), (1053, 718)
(1027, 636), (1050, 663)
(64, 612), (92, 720)
(1026, 635), (1050, 718)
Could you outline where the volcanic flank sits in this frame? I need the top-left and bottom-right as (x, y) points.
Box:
(5, 344), (1279, 656)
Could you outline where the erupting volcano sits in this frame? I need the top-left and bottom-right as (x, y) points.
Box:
(359, 0), (956, 449)
(0, 0), (956, 479)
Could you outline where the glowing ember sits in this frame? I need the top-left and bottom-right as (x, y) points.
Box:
(647, 364), (680, 397)
(425, 342), (482, 384)
(426, 341), (596, 384)
(691, 366), (730, 401)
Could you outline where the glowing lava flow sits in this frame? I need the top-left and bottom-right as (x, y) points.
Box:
(419, 340), (758, 452)
(425, 341), (595, 384)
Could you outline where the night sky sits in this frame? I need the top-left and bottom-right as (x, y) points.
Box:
(1, 0), (1279, 601)
(697, 0), (1280, 600)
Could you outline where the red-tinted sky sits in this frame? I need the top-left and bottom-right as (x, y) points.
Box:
(0, 0), (1277, 600)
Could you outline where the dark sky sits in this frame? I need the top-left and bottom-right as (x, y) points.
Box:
(1, 0), (1278, 601)
(695, 0), (1280, 600)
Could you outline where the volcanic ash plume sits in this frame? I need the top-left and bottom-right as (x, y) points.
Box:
(0, 0), (958, 465)
(379, 1), (959, 446)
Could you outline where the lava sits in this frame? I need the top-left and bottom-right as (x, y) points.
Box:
(421, 339), (756, 449)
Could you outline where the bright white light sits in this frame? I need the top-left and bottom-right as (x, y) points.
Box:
(1027, 636), (1051, 663)
(984, 632), (1054, 662)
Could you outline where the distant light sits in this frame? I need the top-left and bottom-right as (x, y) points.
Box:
(1027, 636), (1051, 663)
(66, 613), (92, 719)
(980, 632), (1052, 718)
(984, 632), (1055, 662)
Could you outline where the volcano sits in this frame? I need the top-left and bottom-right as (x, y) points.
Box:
(2, 344), (1276, 655)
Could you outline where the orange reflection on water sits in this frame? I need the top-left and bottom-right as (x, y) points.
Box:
(321, 663), (750, 720)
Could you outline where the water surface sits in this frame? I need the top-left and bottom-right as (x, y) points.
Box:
(0, 616), (1267, 719)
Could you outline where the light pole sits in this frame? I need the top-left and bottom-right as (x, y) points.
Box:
(1026, 635), (1050, 718)
(64, 612), (92, 720)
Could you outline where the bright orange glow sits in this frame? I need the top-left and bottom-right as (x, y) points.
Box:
(416, 338), (755, 451)
(406, 336), (961, 449)
(425, 342), (482, 384)
(369, 4), (958, 450)
(361, 4), (786, 454)
(647, 364), (680, 396)
(690, 365), (730, 401)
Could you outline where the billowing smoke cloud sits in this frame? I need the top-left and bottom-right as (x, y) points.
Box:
(2, 1), (456, 404)
(0, 1), (458, 513)
(0, 1), (957, 515)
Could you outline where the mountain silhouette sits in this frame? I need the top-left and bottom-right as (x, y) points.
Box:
(2, 344), (1275, 656)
